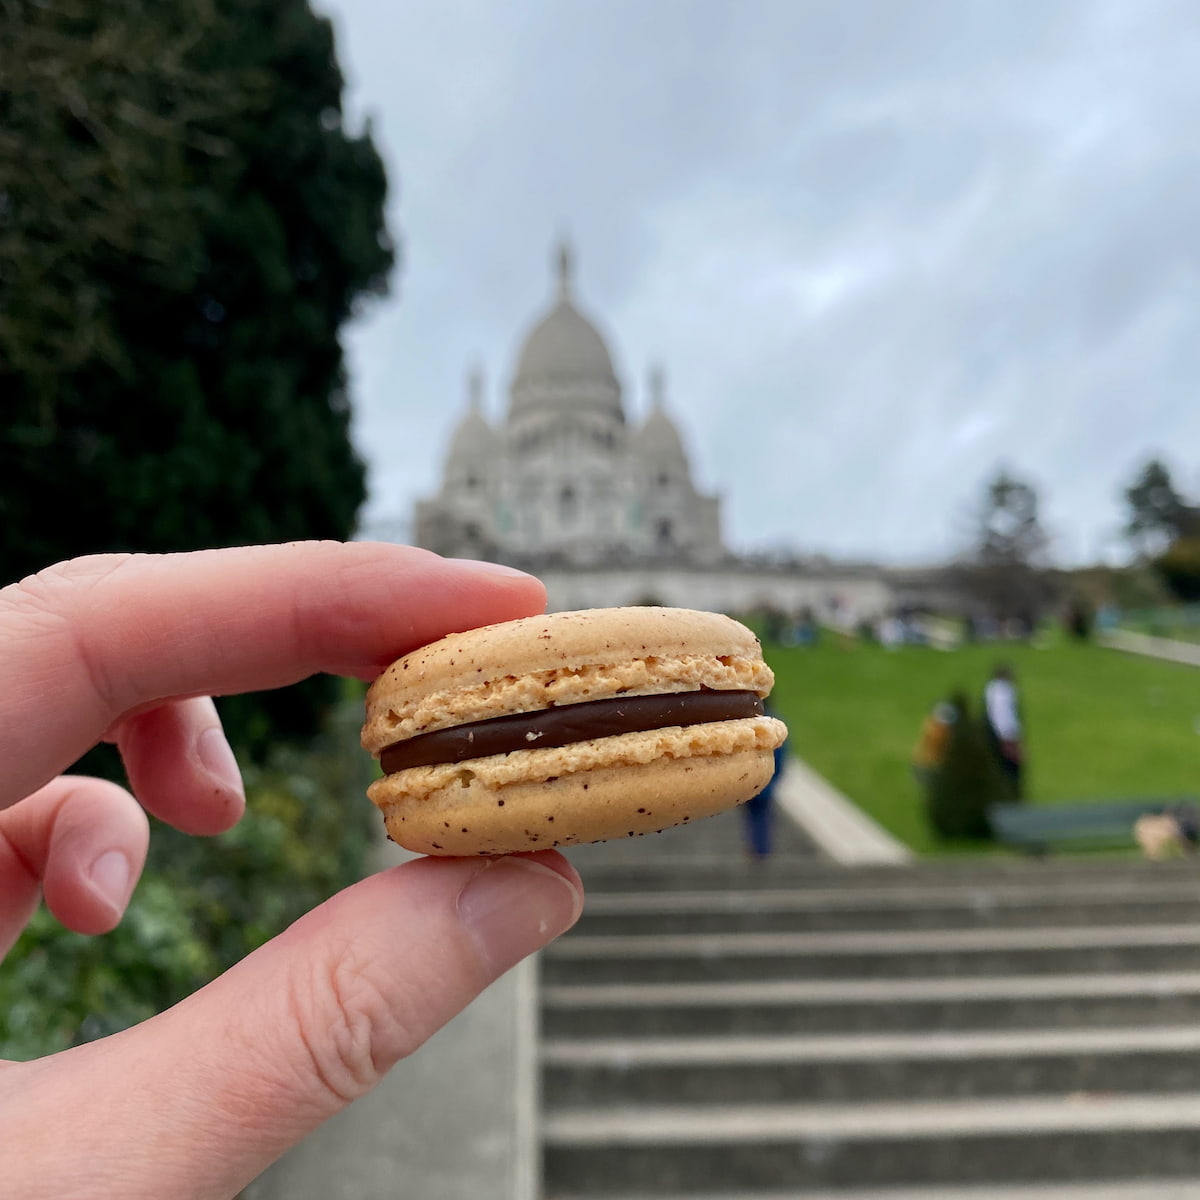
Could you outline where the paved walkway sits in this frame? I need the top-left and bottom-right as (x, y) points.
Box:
(776, 758), (913, 865)
(1101, 628), (1200, 668)
(245, 835), (538, 1200)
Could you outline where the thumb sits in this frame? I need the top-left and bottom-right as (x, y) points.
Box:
(1, 852), (582, 1200)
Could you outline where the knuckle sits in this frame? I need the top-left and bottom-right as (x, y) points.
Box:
(0, 555), (138, 713)
(285, 941), (416, 1106)
(5, 554), (136, 614)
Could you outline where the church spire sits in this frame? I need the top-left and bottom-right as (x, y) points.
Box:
(648, 364), (666, 410)
(555, 238), (573, 301)
(467, 362), (485, 412)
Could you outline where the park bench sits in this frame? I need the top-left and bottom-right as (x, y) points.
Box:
(988, 798), (1200, 856)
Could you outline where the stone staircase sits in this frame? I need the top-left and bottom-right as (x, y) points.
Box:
(540, 811), (1200, 1197)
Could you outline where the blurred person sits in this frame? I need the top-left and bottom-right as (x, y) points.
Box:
(741, 704), (789, 861)
(1137, 802), (1200, 859)
(0, 543), (583, 1197)
(983, 662), (1024, 798)
(1063, 596), (1093, 641)
(878, 614), (905, 649)
(911, 697), (960, 791)
(1170, 801), (1200, 848)
(1134, 812), (1186, 860)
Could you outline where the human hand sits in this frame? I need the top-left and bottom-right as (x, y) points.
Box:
(0, 542), (584, 1199)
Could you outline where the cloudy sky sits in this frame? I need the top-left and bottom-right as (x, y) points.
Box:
(321, 0), (1200, 565)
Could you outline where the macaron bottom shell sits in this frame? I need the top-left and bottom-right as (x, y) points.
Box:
(369, 745), (777, 857)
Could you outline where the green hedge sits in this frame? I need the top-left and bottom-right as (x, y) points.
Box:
(1, 693), (377, 1061)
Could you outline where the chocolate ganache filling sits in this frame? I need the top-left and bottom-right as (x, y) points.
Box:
(379, 689), (764, 774)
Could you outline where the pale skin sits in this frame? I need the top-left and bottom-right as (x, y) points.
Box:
(0, 541), (584, 1199)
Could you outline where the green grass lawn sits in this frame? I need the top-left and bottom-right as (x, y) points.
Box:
(765, 634), (1200, 855)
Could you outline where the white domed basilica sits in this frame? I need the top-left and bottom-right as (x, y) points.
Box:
(416, 244), (897, 618)
(416, 245), (724, 568)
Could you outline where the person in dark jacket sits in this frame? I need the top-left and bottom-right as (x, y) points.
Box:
(741, 706), (789, 860)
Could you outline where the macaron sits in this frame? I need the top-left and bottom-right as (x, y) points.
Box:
(361, 606), (788, 856)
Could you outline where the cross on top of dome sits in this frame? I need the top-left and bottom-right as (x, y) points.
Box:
(511, 241), (620, 396)
(556, 240), (573, 300)
(648, 365), (666, 409)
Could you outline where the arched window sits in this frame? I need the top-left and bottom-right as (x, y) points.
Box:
(656, 518), (673, 547)
(560, 485), (577, 522)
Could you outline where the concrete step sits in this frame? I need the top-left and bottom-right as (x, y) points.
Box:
(563, 806), (820, 874)
(542, 923), (1200, 984)
(542, 1092), (1200, 1192)
(548, 1183), (1200, 1200)
(543, 1024), (1200, 1107)
(542, 971), (1200, 1037)
(575, 857), (1200, 894)
(574, 881), (1200, 935)
(546, 826), (1200, 1194)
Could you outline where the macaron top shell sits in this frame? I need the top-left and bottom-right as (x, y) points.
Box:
(362, 606), (773, 755)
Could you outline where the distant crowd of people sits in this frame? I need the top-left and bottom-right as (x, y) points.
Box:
(760, 596), (1120, 654)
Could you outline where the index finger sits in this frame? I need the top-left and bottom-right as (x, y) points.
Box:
(0, 542), (546, 810)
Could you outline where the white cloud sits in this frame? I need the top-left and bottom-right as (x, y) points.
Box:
(324, 0), (1200, 564)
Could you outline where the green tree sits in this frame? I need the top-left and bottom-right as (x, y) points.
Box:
(976, 469), (1048, 567)
(0, 687), (378, 1060)
(960, 468), (1051, 623)
(0, 0), (393, 750)
(1123, 458), (1195, 561)
(1119, 459), (1200, 603)
(1156, 537), (1200, 604)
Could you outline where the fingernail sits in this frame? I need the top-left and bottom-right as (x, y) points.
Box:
(444, 557), (539, 580)
(456, 857), (583, 976)
(88, 851), (132, 913)
(196, 726), (244, 798)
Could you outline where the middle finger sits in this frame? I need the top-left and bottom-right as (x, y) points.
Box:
(0, 776), (149, 955)
(115, 697), (245, 836)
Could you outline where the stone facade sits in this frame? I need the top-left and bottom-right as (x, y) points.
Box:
(416, 245), (723, 568)
(535, 561), (893, 624)
(415, 243), (897, 621)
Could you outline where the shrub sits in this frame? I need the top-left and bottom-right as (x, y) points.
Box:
(924, 704), (1011, 840)
(0, 691), (376, 1061)
(1156, 537), (1200, 603)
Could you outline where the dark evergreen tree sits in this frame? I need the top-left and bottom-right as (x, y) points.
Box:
(0, 3), (393, 1055)
(1123, 458), (1196, 561)
(1156, 537), (1200, 603)
(0, 0), (394, 752)
(1118, 459), (1200, 603)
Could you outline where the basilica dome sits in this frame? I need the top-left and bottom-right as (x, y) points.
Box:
(509, 244), (623, 423)
(513, 297), (618, 387)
